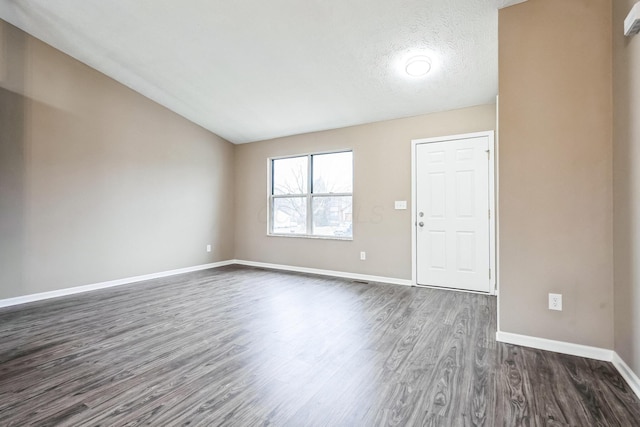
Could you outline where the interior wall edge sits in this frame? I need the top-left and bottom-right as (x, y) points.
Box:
(612, 0), (640, 384)
(612, 352), (640, 401)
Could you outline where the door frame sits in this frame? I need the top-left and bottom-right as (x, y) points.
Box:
(411, 131), (496, 295)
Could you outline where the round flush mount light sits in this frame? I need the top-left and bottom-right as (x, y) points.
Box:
(405, 55), (432, 77)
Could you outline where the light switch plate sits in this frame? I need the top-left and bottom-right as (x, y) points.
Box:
(395, 201), (407, 210)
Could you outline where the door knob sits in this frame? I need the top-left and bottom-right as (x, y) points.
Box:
(418, 222), (424, 227)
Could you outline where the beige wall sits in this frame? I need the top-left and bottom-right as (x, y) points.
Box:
(613, 0), (640, 376)
(2, 0), (629, 368)
(234, 105), (496, 280)
(0, 20), (235, 299)
(498, 0), (614, 348)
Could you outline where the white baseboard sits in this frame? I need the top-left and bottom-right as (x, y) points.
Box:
(496, 331), (640, 401)
(231, 259), (412, 287)
(3, 261), (639, 401)
(0, 260), (235, 309)
(496, 331), (614, 362)
(612, 352), (640, 400)
(0, 259), (409, 309)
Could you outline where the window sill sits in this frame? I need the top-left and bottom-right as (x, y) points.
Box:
(267, 233), (353, 241)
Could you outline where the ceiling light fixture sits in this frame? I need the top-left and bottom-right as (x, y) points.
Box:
(405, 55), (432, 77)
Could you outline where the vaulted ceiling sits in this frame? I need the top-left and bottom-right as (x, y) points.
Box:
(0, 0), (526, 143)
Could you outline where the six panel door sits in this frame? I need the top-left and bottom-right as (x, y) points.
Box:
(415, 137), (490, 292)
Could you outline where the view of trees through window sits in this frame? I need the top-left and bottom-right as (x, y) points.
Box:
(270, 151), (353, 238)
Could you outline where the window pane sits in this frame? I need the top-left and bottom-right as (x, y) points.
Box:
(312, 196), (352, 237)
(313, 152), (353, 194)
(272, 197), (307, 234)
(273, 156), (308, 195)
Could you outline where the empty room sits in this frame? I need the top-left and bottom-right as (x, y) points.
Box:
(1, 0), (640, 425)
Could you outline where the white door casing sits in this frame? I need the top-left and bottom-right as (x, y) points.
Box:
(411, 132), (495, 294)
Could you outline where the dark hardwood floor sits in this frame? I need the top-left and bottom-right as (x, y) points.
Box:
(0, 266), (638, 426)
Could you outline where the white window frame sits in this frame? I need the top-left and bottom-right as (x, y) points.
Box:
(267, 150), (353, 240)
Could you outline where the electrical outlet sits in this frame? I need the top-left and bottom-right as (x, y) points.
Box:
(549, 293), (562, 311)
(206, 244), (212, 252)
(360, 251), (366, 261)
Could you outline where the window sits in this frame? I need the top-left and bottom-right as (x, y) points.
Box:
(269, 151), (353, 238)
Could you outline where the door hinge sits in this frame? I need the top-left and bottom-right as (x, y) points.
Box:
(486, 149), (490, 158)
(489, 269), (492, 280)
(488, 209), (491, 219)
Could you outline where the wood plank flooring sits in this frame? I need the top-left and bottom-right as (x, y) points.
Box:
(0, 265), (639, 426)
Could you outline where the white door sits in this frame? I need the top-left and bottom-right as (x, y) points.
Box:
(415, 136), (491, 292)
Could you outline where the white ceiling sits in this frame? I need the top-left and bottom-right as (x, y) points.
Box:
(0, 0), (526, 144)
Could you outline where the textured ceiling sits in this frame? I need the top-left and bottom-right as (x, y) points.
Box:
(0, 0), (526, 144)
